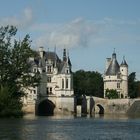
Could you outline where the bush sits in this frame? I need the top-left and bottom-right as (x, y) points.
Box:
(0, 85), (23, 118)
(105, 89), (119, 99)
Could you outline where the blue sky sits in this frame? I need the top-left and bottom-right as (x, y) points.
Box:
(0, 0), (140, 79)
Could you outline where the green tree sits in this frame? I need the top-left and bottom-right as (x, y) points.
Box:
(73, 70), (103, 97)
(105, 89), (119, 99)
(0, 26), (40, 117)
(136, 81), (140, 97)
(128, 72), (137, 98)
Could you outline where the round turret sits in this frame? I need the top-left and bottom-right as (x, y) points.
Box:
(120, 57), (128, 76)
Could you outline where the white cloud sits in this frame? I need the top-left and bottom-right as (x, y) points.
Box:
(0, 8), (33, 29)
(30, 17), (140, 49)
(34, 18), (99, 48)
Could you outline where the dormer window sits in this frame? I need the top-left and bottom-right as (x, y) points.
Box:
(66, 69), (69, 74)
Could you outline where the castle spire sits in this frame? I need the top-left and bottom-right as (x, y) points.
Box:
(54, 45), (57, 67)
(112, 48), (116, 59)
(63, 48), (67, 62)
(121, 56), (128, 67)
(113, 48), (115, 53)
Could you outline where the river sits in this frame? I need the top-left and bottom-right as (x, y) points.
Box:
(0, 114), (140, 140)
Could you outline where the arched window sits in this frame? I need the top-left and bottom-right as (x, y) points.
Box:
(117, 83), (120, 88)
(66, 79), (68, 89)
(62, 79), (64, 89)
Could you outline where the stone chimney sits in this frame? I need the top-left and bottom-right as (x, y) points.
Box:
(39, 46), (44, 58)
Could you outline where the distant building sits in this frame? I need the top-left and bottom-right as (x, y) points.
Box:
(103, 51), (128, 98)
(22, 47), (74, 105)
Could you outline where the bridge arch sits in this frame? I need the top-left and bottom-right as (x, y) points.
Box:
(36, 99), (55, 116)
(95, 104), (104, 114)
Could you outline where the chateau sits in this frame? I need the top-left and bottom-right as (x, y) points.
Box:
(22, 47), (74, 105)
(21, 48), (131, 116)
(22, 47), (129, 108)
(104, 51), (128, 98)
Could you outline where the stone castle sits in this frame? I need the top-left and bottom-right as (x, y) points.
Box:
(22, 47), (131, 116)
(104, 51), (128, 98)
(22, 47), (74, 105)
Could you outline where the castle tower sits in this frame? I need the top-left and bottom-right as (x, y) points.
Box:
(59, 49), (73, 95)
(104, 51), (121, 97)
(104, 51), (128, 98)
(120, 57), (128, 98)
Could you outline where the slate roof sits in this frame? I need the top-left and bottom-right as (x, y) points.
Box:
(106, 53), (120, 75)
(120, 59), (128, 67)
(29, 51), (72, 74)
(45, 52), (61, 63)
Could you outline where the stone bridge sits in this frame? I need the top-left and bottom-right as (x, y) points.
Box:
(23, 95), (140, 116)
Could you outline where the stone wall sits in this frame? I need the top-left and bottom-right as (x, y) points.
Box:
(54, 96), (75, 115)
(106, 99), (130, 114)
(22, 104), (35, 114)
(22, 96), (140, 116)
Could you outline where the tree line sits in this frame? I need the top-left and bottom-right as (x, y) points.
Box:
(73, 70), (104, 97)
(73, 70), (140, 99)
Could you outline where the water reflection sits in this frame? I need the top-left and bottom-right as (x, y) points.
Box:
(0, 114), (140, 140)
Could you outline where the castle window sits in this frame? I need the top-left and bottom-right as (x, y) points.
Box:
(67, 70), (69, 74)
(34, 68), (37, 72)
(66, 79), (68, 89)
(33, 90), (36, 94)
(47, 66), (51, 73)
(50, 87), (52, 94)
(117, 83), (120, 88)
(46, 88), (49, 95)
(62, 79), (64, 89)
(47, 76), (51, 83)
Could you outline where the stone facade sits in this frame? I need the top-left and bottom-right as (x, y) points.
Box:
(22, 47), (74, 105)
(104, 51), (128, 98)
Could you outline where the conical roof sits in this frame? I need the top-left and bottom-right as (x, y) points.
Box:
(120, 57), (128, 67)
(106, 53), (120, 75)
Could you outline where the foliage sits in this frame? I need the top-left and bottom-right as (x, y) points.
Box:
(136, 81), (140, 97)
(105, 89), (119, 99)
(73, 70), (103, 97)
(128, 72), (139, 98)
(0, 25), (40, 117)
(0, 85), (23, 117)
(128, 72), (137, 98)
